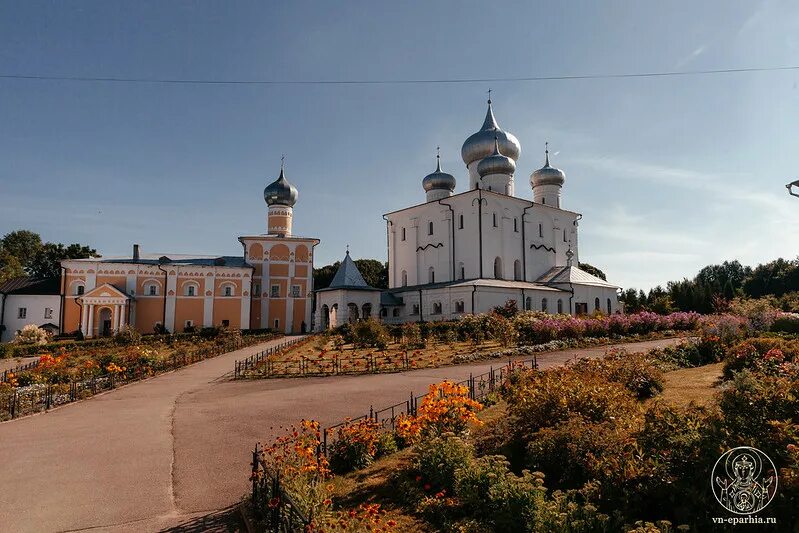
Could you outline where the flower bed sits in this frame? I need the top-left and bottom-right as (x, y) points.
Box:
(241, 311), (704, 380)
(0, 330), (281, 421)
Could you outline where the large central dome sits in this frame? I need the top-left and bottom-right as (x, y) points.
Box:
(461, 99), (521, 166)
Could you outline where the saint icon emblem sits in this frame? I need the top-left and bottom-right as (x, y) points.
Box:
(712, 446), (777, 515)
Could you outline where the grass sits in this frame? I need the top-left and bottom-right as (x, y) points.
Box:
(657, 362), (724, 408)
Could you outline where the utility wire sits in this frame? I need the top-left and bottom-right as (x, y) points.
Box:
(1, 65), (799, 86)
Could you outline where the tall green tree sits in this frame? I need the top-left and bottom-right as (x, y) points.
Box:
(578, 262), (607, 281)
(29, 242), (98, 278)
(0, 230), (97, 280)
(313, 259), (388, 290)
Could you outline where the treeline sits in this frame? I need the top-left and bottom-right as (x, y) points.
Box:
(621, 258), (799, 314)
(0, 230), (97, 283)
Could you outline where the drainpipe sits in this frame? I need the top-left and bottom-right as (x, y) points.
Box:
(382, 215), (392, 287)
(418, 289), (424, 322)
(472, 191), (486, 278)
(157, 262), (168, 332)
(75, 296), (84, 338)
(59, 265), (66, 336)
(436, 198), (456, 281)
(521, 203), (535, 281)
(471, 284), (478, 314)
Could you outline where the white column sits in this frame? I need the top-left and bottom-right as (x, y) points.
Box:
(87, 305), (95, 338)
(80, 304), (89, 336)
(116, 304), (123, 331)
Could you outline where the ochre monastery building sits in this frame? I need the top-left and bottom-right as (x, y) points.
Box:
(60, 162), (318, 337)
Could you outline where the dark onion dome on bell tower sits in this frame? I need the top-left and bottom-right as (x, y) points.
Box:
(531, 144), (565, 187)
(264, 158), (298, 207)
(461, 94), (521, 166)
(422, 149), (457, 193)
(477, 137), (516, 178)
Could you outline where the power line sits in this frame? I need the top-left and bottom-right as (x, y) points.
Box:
(1, 65), (798, 86)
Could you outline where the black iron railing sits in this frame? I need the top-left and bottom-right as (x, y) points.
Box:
(251, 442), (313, 532)
(1, 359), (40, 383)
(233, 336), (309, 379)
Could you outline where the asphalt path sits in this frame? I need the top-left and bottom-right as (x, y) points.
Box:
(0, 336), (682, 532)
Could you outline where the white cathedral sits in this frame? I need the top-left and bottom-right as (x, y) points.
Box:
(315, 97), (620, 330)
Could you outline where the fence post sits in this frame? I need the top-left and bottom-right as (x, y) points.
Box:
(469, 373), (474, 400)
(10, 389), (17, 419)
(45, 385), (51, 410)
(369, 405), (374, 422)
(251, 443), (260, 512)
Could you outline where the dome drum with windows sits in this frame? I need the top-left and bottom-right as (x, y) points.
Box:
(264, 160), (299, 237)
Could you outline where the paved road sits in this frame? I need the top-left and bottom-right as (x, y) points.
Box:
(0, 336), (682, 532)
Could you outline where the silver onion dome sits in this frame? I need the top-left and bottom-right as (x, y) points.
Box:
(531, 147), (565, 187)
(422, 153), (457, 192)
(477, 137), (516, 178)
(264, 162), (298, 207)
(461, 98), (521, 166)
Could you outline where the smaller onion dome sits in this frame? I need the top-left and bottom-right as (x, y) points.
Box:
(422, 151), (457, 193)
(531, 145), (565, 187)
(477, 137), (516, 178)
(264, 160), (298, 207)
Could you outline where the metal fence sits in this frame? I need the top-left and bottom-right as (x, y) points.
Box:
(233, 336), (309, 379)
(251, 442), (313, 532)
(1, 359), (39, 383)
(320, 353), (538, 456)
(0, 335), (274, 422)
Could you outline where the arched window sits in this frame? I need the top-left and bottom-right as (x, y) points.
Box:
(220, 283), (235, 297)
(428, 267), (435, 284)
(493, 257), (503, 279)
(401, 270), (408, 287)
(347, 303), (359, 323)
(538, 223), (543, 238)
(362, 303), (372, 319)
(458, 263), (465, 280)
(557, 299), (563, 314)
(143, 280), (160, 296)
(542, 198), (546, 205)
(428, 221), (434, 235)
(607, 298), (612, 314)
(432, 302), (442, 315)
(514, 260), (522, 281)
(513, 218), (518, 232)
(183, 282), (199, 297)
(71, 281), (85, 296)
(492, 212), (498, 227)
(525, 297), (532, 311)
(595, 297), (601, 311)
(401, 228), (406, 241)
(542, 298), (548, 313)
(458, 214), (464, 229)
(455, 301), (465, 313)
(380, 307), (387, 318)
(393, 308), (400, 317)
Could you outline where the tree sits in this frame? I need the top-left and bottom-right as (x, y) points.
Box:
(354, 259), (388, 289)
(28, 242), (98, 278)
(0, 248), (24, 284)
(0, 230), (97, 280)
(578, 262), (607, 281)
(1, 230), (42, 269)
(313, 262), (341, 290)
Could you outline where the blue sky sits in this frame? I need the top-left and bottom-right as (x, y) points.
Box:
(1, 0), (798, 290)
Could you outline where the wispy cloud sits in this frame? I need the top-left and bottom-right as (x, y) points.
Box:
(675, 45), (707, 69)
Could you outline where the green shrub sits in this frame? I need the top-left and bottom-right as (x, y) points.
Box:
(328, 419), (380, 474)
(415, 434), (474, 494)
(571, 350), (664, 400)
(351, 318), (389, 349)
(114, 325), (142, 345)
(772, 313), (799, 333)
(505, 368), (640, 436)
(375, 431), (398, 458)
(401, 322), (424, 349)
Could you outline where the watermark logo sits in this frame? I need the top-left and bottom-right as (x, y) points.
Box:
(712, 446), (777, 515)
